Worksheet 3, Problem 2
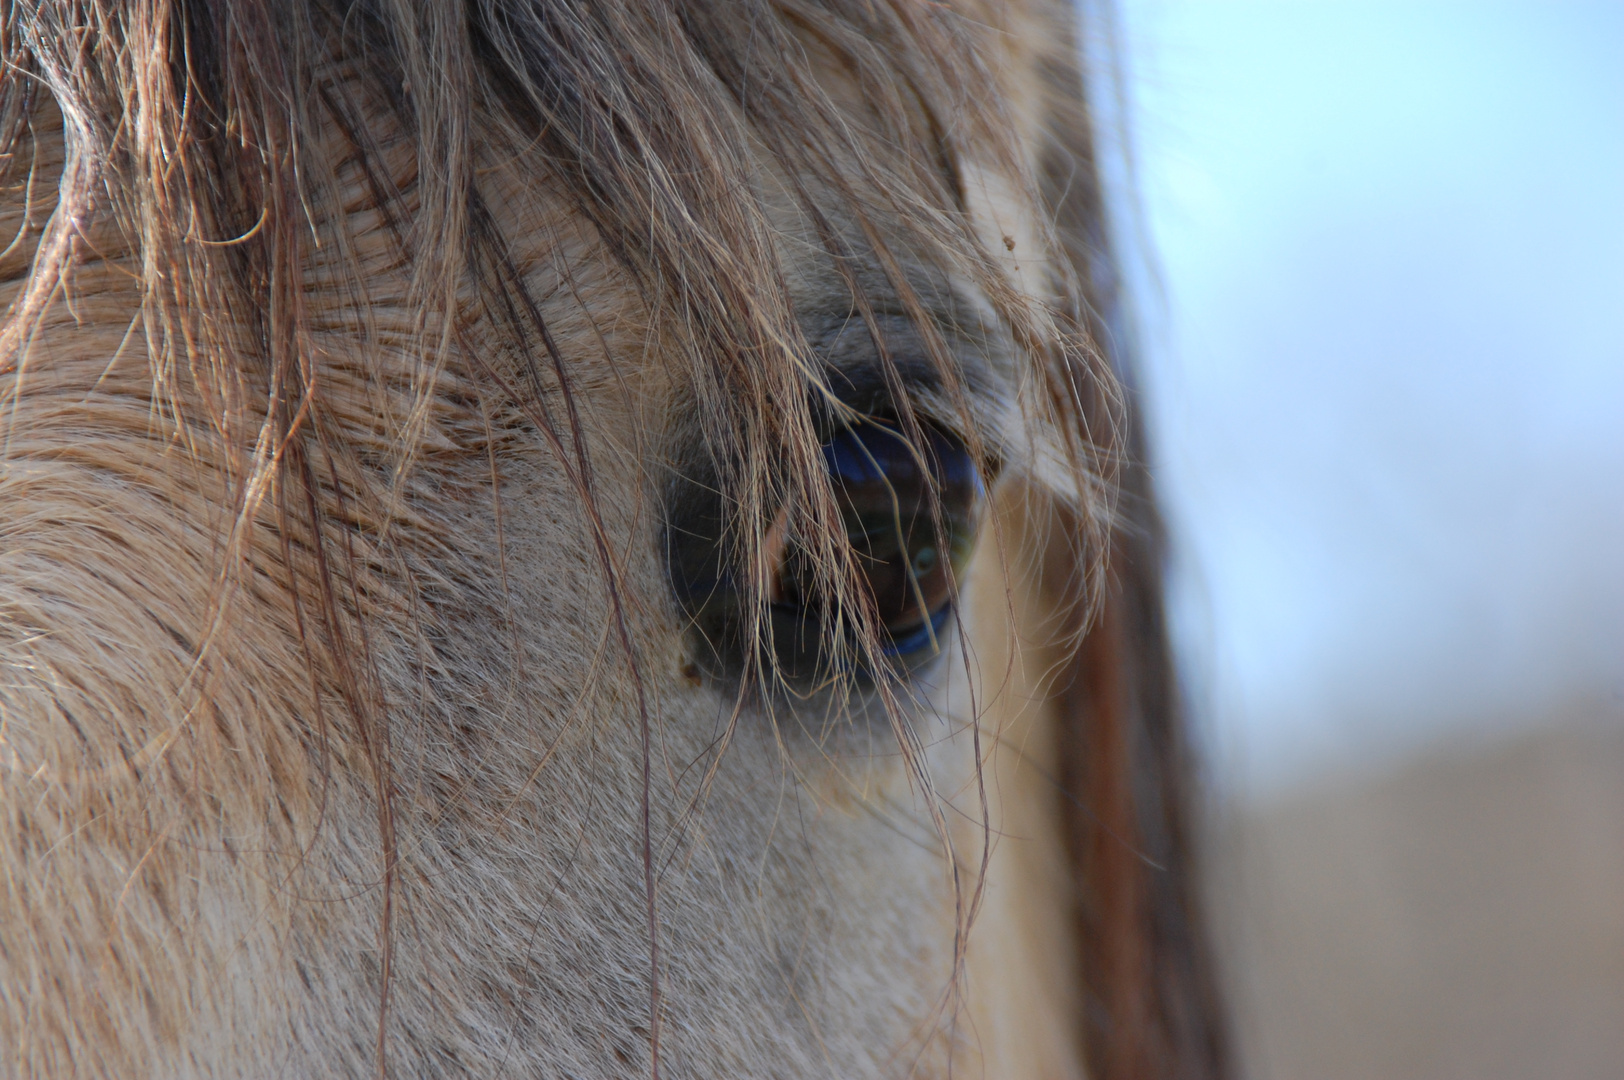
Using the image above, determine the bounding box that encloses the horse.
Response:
[0,0,1227,1075]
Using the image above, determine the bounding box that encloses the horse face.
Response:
[0,2,1119,1077]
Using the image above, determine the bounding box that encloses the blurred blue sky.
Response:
[1111,1,1624,797]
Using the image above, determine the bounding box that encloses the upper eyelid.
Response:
[806,311,1009,435]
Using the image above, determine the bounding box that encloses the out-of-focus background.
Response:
[1100,2,1624,1076]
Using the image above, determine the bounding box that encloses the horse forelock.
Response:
[3,0,1112,660]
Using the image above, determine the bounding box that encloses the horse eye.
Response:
[766,419,982,676]
[668,418,983,685]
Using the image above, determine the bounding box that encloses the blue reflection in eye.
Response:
[666,416,983,684]
[779,419,982,664]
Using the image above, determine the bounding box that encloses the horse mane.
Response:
[1018,10,1233,1075]
[0,0,1228,1074]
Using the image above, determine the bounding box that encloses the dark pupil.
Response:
[778,421,980,658]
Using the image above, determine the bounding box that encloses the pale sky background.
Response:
[1106,1,1624,799]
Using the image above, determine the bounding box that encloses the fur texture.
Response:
[0,0,1226,1076]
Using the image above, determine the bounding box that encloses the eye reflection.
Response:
[667,416,984,685]
[770,419,982,670]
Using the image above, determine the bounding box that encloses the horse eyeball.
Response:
[812,420,982,667]
[666,418,982,686]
